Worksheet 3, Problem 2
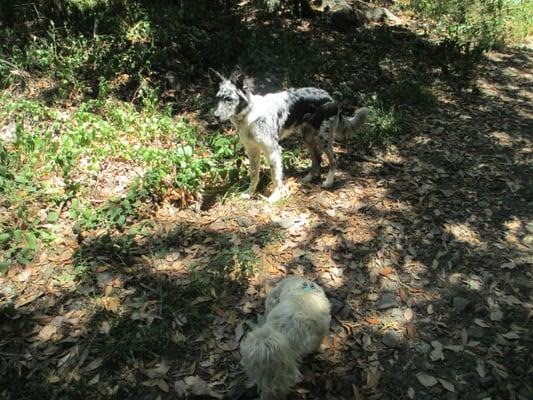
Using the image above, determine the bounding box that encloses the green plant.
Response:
[0,90,241,272]
[348,95,405,151]
[406,0,532,48]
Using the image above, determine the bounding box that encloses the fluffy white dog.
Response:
[240,276,331,399]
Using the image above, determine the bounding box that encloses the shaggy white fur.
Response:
[240,276,331,399]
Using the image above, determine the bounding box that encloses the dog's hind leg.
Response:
[242,146,261,199]
[321,142,337,188]
[302,126,322,184]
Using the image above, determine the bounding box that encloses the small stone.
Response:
[453,296,471,311]
[376,293,399,310]
[382,330,402,348]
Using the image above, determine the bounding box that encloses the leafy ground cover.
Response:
[1,1,532,399]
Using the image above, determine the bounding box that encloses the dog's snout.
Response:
[213,110,221,121]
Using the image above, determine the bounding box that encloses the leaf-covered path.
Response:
[1,28,532,400]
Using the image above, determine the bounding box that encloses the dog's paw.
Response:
[266,189,283,203]
[240,192,253,200]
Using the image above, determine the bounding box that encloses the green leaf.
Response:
[117,214,126,226]
[25,232,38,250]
[46,210,59,222]
[0,261,8,275]
[0,232,10,243]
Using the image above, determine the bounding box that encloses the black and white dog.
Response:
[212,69,368,202]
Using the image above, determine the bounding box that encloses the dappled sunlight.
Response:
[444,222,484,246]
[502,216,531,251]
[1,0,532,398]
[489,130,515,147]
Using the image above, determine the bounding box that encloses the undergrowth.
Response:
[0,92,242,271]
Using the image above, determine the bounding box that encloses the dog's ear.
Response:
[230,68,245,89]
[230,67,255,95]
[208,68,226,82]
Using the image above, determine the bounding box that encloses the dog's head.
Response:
[210,68,253,122]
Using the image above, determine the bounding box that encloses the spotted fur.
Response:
[212,69,368,201]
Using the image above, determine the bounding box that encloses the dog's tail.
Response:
[335,107,369,141]
[240,324,300,398]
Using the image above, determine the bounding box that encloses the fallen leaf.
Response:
[364,316,380,325]
[502,331,520,340]
[487,360,509,379]
[399,288,408,302]
[476,360,486,378]
[144,360,170,378]
[501,262,516,269]
[172,330,186,343]
[416,372,438,387]
[17,266,32,282]
[184,375,209,396]
[379,266,394,276]
[461,328,468,345]
[88,374,100,385]
[474,318,490,327]
[352,384,363,400]
[444,344,463,352]
[85,357,104,372]
[99,296,120,312]
[490,308,503,321]
[406,321,416,339]
[365,368,381,389]
[362,334,372,351]
[158,379,170,392]
[38,324,60,342]
[174,380,187,397]
[407,387,415,399]
[430,341,444,361]
[99,321,111,335]
[218,341,239,351]
[438,378,455,392]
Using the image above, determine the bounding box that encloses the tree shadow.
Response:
[0,219,287,399]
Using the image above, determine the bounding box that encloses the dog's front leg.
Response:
[322,143,337,188]
[241,146,261,199]
[266,145,284,202]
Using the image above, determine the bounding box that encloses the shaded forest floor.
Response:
[1,4,532,400]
